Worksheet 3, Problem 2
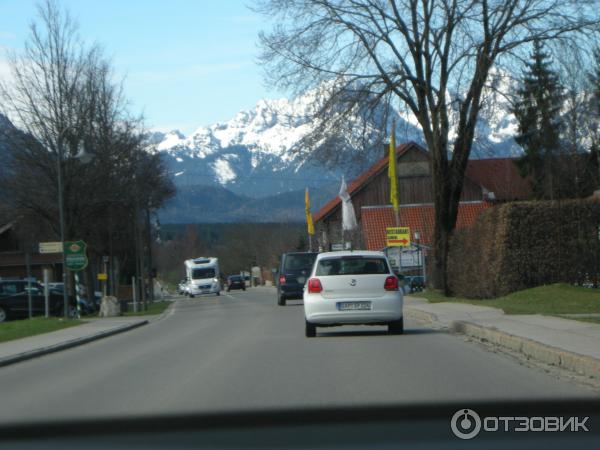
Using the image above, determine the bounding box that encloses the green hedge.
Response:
[448,199,600,298]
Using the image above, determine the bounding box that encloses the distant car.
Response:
[303,251,404,337]
[48,282,64,291]
[277,252,318,306]
[226,275,246,291]
[178,279,188,295]
[0,280,77,322]
[409,276,425,293]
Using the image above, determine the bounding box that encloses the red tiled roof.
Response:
[466,158,531,200]
[314,141,425,223]
[361,202,491,250]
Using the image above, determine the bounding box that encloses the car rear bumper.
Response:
[304,293,403,325]
[279,286,304,299]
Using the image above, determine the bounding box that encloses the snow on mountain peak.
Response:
[156,81,522,189]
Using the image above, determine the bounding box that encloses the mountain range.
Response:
[154,76,522,223]
[1,76,524,224]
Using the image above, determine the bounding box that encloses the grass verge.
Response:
[0,317,82,344]
[413,283,600,316]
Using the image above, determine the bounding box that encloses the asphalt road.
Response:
[0,287,595,425]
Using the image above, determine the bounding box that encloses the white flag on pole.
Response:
[339,176,358,231]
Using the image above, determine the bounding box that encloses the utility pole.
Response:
[146,208,154,303]
[56,134,69,318]
[26,252,32,319]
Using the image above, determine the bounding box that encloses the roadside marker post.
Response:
[43,269,50,318]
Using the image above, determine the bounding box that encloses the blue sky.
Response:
[0,0,277,134]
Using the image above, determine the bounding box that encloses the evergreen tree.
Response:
[513,40,564,199]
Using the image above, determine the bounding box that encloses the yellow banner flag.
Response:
[388,126,398,212]
[305,188,315,235]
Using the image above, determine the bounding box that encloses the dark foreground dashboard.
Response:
[1,400,599,449]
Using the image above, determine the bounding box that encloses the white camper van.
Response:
[184,257,221,297]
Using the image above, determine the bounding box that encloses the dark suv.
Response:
[277,252,318,306]
[226,275,246,291]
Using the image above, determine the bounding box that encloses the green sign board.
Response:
[64,240,88,271]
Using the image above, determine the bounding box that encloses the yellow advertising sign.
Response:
[386,227,411,247]
[97,273,108,281]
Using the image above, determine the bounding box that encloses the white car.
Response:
[303,251,404,337]
[178,279,189,295]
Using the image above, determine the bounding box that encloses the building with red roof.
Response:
[361,202,491,250]
[313,141,530,251]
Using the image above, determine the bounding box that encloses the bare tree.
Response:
[256,0,600,293]
[0,0,174,291]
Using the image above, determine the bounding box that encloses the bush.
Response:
[448,199,600,298]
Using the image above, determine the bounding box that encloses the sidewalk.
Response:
[0,317,149,367]
[404,296,600,379]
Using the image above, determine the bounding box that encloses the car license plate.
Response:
[337,302,372,311]
[297,277,305,284]
[202,290,210,294]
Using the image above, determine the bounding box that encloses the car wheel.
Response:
[0,306,9,323]
[388,317,404,335]
[216,292,220,296]
[189,294,194,298]
[277,294,286,306]
[305,320,316,338]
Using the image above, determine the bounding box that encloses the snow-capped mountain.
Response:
[151,88,391,199]
[153,82,523,222]
[154,81,521,194]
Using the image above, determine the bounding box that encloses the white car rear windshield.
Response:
[316,256,389,276]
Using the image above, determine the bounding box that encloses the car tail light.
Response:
[307,278,323,293]
[279,275,286,285]
[384,276,398,291]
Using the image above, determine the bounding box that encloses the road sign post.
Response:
[98,272,108,297]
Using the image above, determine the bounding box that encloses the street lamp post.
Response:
[55,128,92,318]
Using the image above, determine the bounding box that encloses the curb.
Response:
[452,320,600,380]
[404,307,440,324]
[0,320,148,368]
[405,304,600,380]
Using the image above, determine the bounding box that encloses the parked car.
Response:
[226,275,246,291]
[409,276,425,293]
[0,280,77,322]
[303,251,404,337]
[277,252,318,306]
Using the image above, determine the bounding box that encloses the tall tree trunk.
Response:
[429,135,452,294]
